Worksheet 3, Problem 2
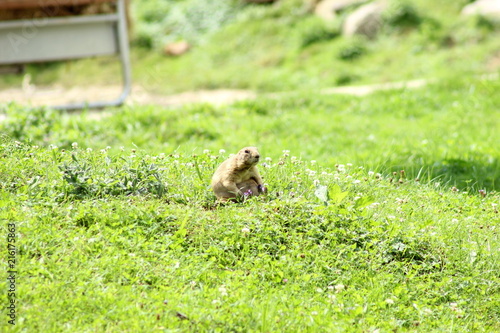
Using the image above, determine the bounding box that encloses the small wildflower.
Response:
[316,288,323,293]
[368,171,375,177]
[241,227,250,234]
[479,189,487,198]
[71,142,78,149]
[346,163,353,167]
[313,179,320,186]
[203,149,210,155]
[219,149,226,154]
[311,311,318,316]
[423,308,433,315]
[49,144,58,150]
[219,285,228,296]
[334,284,345,293]
[100,149,106,154]
[385,298,395,305]
[86,148,93,152]
[311,160,317,165]
[265,157,272,162]
[120,146,125,151]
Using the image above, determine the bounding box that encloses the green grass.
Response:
[1,0,499,94]
[0,76,499,331]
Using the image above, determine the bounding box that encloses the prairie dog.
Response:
[211,147,266,201]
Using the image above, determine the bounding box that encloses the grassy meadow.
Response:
[1,0,500,331]
[1,75,499,331]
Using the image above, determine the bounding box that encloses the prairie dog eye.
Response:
[244,149,250,154]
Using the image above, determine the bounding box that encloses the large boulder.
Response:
[343,1,386,38]
[461,0,500,20]
[314,0,368,21]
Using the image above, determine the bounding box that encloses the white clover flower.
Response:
[158,153,166,160]
[86,148,93,152]
[368,171,375,177]
[106,146,111,150]
[265,157,272,162]
[203,149,210,154]
[219,149,226,154]
[49,144,58,150]
[120,146,125,151]
[311,160,317,165]
[219,285,228,296]
[241,227,250,234]
[334,284,345,293]
[346,163,353,167]
[385,298,395,305]
[71,142,78,149]
[352,179,361,184]
[313,179,320,186]
[100,149,106,154]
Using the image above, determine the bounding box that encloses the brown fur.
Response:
[211,147,266,201]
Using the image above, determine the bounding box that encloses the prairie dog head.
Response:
[237,147,260,167]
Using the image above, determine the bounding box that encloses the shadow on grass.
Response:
[388,157,500,192]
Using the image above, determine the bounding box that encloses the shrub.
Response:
[382,0,422,31]
[337,37,367,60]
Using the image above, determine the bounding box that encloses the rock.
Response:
[163,41,191,57]
[461,0,500,20]
[315,0,368,21]
[343,1,386,38]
